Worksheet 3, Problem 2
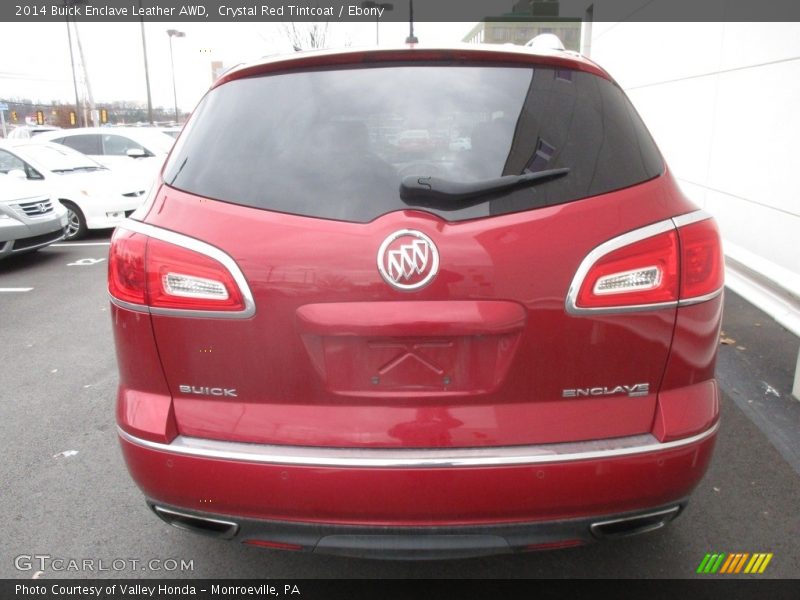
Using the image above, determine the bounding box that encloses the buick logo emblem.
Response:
[37,202,49,213]
[377,229,439,291]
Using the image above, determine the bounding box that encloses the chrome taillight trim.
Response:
[565,218,677,316]
[678,287,724,307]
[118,421,718,469]
[109,219,256,319]
[565,210,722,316]
[671,209,713,228]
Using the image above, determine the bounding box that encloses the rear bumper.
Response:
[146,500,688,560]
[83,198,141,230]
[119,422,717,555]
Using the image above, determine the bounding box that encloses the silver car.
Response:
[0,176,68,259]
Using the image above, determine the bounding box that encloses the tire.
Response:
[61,200,87,241]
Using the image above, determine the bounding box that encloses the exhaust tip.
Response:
[151,505,239,540]
[590,505,682,539]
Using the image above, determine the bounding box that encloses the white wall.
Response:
[588,21,800,336]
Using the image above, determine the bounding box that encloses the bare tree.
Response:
[282,22,330,51]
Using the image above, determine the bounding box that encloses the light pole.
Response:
[166,29,185,124]
[138,1,153,124]
[63,0,84,127]
[405,0,418,44]
[360,1,393,45]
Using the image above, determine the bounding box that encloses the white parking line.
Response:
[67,258,105,266]
[0,287,34,292]
[51,242,111,247]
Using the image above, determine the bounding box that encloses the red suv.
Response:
[109,43,723,559]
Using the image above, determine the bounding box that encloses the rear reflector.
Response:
[243,540,303,551]
[524,539,586,551]
[108,221,254,318]
[568,211,723,314]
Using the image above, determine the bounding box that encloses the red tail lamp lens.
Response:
[678,218,724,299]
[108,228,147,305]
[109,229,245,312]
[577,230,679,308]
[146,238,245,311]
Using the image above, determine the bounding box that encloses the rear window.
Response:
[164,64,663,223]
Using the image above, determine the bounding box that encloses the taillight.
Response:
[575,229,679,308]
[568,212,723,314]
[146,238,244,311]
[677,218,724,300]
[108,222,253,318]
[108,229,147,305]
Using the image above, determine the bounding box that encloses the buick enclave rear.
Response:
[109,44,723,559]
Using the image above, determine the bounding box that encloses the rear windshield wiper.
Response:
[399,167,570,209]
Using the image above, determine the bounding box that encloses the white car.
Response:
[0,141,147,240]
[35,127,175,185]
[0,175,68,259]
[158,126,183,139]
[7,125,61,140]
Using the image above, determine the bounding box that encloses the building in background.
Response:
[463,0,581,49]
[583,16,800,397]
[211,60,231,84]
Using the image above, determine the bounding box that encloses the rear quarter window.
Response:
[164,64,663,223]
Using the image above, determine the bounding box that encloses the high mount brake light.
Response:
[108,222,254,318]
[567,212,723,314]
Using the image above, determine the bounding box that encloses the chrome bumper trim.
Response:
[118,421,718,469]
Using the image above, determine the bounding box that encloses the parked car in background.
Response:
[110,41,724,559]
[36,126,174,185]
[395,128,435,157]
[0,175,67,259]
[0,141,147,240]
[158,126,183,139]
[7,125,61,140]
[448,136,471,151]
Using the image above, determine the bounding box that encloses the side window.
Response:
[102,134,151,157]
[0,149,25,173]
[0,150,43,180]
[59,134,102,155]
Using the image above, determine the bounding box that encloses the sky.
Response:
[0,21,475,114]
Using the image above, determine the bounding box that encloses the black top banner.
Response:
[3,0,800,23]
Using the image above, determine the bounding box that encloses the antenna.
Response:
[405,0,418,44]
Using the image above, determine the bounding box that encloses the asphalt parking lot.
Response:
[1,233,798,580]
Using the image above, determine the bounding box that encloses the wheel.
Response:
[61,200,87,241]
